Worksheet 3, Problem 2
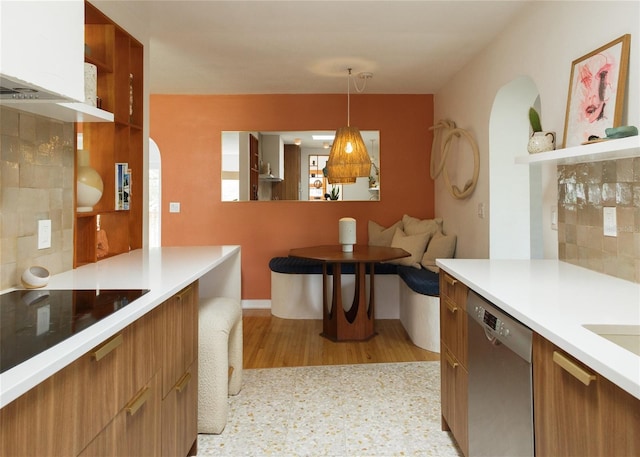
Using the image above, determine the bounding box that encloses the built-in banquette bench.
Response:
[270,216,456,353]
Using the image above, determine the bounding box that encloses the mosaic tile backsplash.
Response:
[0,107,75,290]
[558,158,640,283]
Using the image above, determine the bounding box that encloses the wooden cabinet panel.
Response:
[272,144,301,200]
[439,272,468,366]
[599,375,640,456]
[74,332,130,452]
[162,361,198,457]
[161,282,199,457]
[0,360,79,456]
[79,373,161,457]
[1,282,199,457]
[162,283,198,399]
[440,344,468,456]
[533,333,640,457]
[439,270,469,456]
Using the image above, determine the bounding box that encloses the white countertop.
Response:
[437,259,640,399]
[0,245,241,408]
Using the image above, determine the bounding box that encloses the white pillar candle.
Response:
[339,217,356,252]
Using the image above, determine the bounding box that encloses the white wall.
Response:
[434,1,639,259]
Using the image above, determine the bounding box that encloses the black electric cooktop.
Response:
[0,289,149,374]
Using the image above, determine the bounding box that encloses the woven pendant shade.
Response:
[326,126,371,181]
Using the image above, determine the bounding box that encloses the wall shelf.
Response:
[515,136,639,165]
[74,1,143,267]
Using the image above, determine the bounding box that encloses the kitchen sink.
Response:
[583,324,640,357]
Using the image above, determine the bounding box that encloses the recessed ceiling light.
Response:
[312,134,335,141]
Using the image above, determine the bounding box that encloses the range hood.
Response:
[0,75,113,123]
[0,75,72,102]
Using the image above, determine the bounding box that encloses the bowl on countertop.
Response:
[21,266,51,289]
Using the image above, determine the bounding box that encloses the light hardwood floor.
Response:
[242,309,439,369]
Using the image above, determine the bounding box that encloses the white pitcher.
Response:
[527,131,556,154]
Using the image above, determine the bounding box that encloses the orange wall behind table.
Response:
[150,94,434,300]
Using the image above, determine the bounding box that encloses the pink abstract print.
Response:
[577,55,614,125]
[563,35,629,148]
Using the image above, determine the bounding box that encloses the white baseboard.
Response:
[242,299,271,309]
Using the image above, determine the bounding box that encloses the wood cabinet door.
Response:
[161,361,198,457]
[0,361,79,457]
[161,282,198,399]
[79,374,161,457]
[441,344,468,456]
[598,373,640,456]
[533,333,601,456]
[439,272,468,366]
[74,331,131,452]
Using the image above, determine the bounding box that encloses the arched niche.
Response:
[489,76,544,259]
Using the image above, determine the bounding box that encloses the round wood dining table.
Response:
[288,245,409,341]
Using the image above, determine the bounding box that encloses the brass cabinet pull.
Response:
[175,371,192,393]
[445,351,459,369]
[125,387,150,416]
[92,333,123,362]
[553,351,597,386]
[176,286,192,302]
[445,299,458,314]
[445,275,457,286]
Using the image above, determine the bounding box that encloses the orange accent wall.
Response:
[150,94,434,299]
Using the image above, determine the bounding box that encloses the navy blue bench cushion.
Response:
[397,265,440,297]
[269,257,399,275]
[269,257,324,274]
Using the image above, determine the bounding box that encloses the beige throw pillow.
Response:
[388,227,431,269]
[421,233,457,273]
[368,220,403,247]
[402,214,443,239]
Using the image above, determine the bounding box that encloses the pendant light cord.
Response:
[347,68,352,127]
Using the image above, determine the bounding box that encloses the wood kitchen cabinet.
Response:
[533,333,640,456]
[0,283,198,457]
[272,144,301,200]
[74,1,144,267]
[439,271,469,456]
[160,282,199,457]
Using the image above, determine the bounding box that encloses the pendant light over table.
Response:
[326,68,372,184]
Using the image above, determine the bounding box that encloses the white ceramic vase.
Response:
[77,149,104,212]
[527,131,556,154]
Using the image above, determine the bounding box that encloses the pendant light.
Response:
[326,68,371,183]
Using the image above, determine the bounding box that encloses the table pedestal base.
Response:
[320,262,376,341]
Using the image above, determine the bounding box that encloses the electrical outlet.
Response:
[169,202,181,213]
[477,203,485,219]
[38,219,51,249]
[551,206,558,230]
[603,207,617,237]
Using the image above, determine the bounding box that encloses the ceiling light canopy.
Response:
[326,68,371,184]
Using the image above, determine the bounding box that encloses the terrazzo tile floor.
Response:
[197,362,463,457]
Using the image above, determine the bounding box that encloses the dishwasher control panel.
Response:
[467,290,533,362]
[474,306,511,337]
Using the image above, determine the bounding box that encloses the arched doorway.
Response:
[489,76,543,259]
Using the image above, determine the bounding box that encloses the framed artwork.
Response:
[562,34,631,148]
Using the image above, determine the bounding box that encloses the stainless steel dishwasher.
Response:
[467,290,534,457]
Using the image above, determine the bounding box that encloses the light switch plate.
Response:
[551,206,558,230]
[603,207,617,237]
[169,202,181,213]
[38,219,52,249]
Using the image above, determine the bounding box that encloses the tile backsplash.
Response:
[0,106,75,290]
[558,157,640,283]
